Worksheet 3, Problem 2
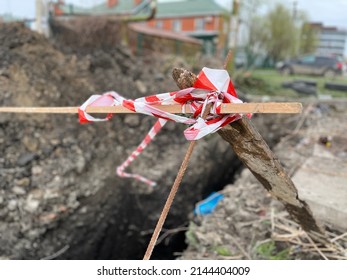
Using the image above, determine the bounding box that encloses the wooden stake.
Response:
[172,67,328,244]
[0,103,302,114]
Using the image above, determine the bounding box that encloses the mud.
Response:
[0,22,240,259]
[182,103,347,259]
[0,22,302,260]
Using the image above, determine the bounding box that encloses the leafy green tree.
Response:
[240,1,312,67]
[244,15,267,67]
[260,3,298,62]
[240,0,268,68]
[299,22,318,54]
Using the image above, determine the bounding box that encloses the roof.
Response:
[156,0,227,18]
[59,1,136,15]
[56,0,227,17]
[308,22,347,35]
[129,22,202,44]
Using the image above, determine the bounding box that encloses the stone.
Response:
[12,186,26,195]
[31,165,43,175]
[165,121,176,131]
[24,196,40,213]
[124,115,140,127]
[22,136,39,152]
[43,189,60,199]
[17,153,37,167]
[67,192,79,209]
[79,206,88,214]
[42,146,53,155]
[14,177,30,187]
[27,229,41,239]
[75,156,86,174]
[135,80,147,94]
[50,139,60,146]
[7,200,17,211]
[154,73,165,81]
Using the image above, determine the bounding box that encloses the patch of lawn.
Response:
[256,240,291,260]
[234,69,347,98]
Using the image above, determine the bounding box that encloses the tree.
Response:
[300,22,318,54]
[244,15,267,67]
[239,0,268,68]
[240,1,312,67]
[260,3,298,63]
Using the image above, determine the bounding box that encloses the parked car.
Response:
[276,54,343,77]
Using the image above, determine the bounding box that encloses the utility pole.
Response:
[292,1,298,20]
[292,1,299,56]
[228,0,240,74]
[35,0,50,37]
[35,0,43,34]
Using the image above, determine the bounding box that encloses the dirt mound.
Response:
[0,22,243,259]
[0,22,303,260]
[182,103,347,260]
[50,18,124,53]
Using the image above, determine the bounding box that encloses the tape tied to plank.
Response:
[78,67,250,186]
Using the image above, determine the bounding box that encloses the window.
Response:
[172,20,181,32]
[156,20,163,29]
[300,55,315,64]
[316,57,334,65]
[195,18,205,31]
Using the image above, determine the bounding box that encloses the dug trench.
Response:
[0,22,300,260]
[7,116,287,261]
[0,114,296,260]
[43,143,245,260]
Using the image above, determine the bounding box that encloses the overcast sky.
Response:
[0,0,347,30]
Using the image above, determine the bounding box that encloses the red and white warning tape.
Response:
[78,67,248,186]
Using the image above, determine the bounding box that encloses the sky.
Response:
[0,0,347,30]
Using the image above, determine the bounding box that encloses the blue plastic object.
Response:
[194,192,224,216]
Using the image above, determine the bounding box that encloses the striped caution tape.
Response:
[79,67,248,186]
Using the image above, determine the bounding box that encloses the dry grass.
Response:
[270,208,347,260]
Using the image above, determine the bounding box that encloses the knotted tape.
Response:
[79,67,248,186]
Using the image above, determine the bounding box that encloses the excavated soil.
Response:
[0,22,303,260]
[182,102,347,260]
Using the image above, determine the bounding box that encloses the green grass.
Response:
[185,222,200,249]
[213,246,233,257]
[256,240,291,260]
[235,69,347,98]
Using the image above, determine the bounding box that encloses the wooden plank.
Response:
[0,103,302,114]
[221,102,302,114]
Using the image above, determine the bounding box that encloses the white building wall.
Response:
[317,29,347,57]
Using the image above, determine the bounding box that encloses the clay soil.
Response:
[182,102,347,260]
[0,22,245,260]
[1,22,345,260]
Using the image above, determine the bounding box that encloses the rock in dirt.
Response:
[182,102,347,260]
[0,22,310,260]
[17,153,37,167]
[0,22,239,260]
